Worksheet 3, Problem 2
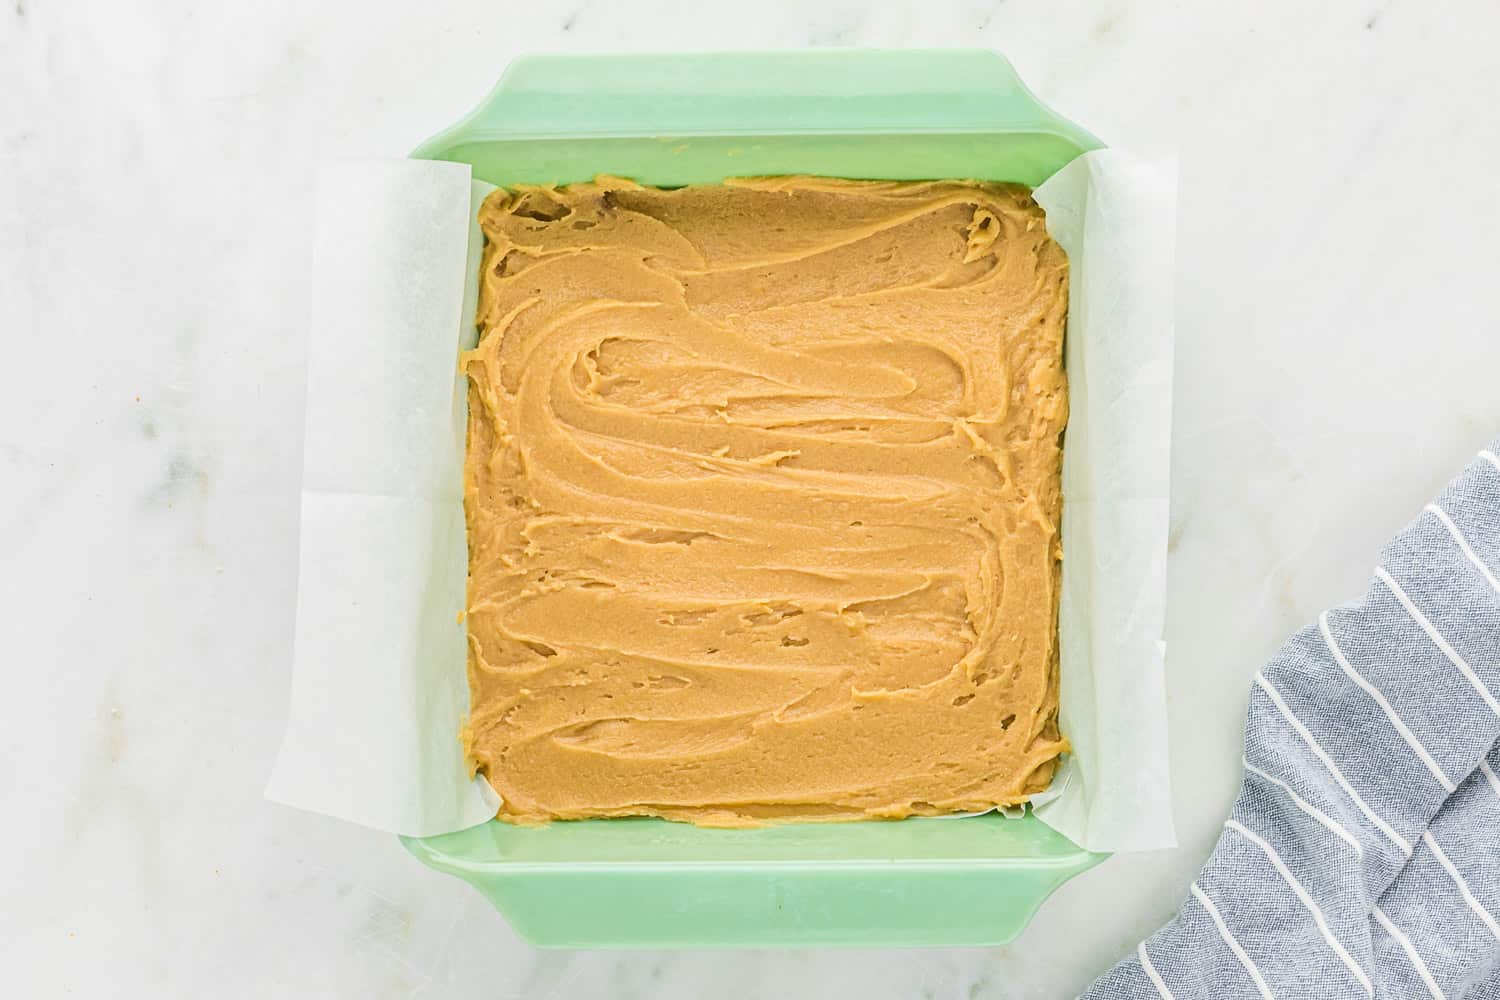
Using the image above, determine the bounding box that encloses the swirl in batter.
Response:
[462,176,1069,826]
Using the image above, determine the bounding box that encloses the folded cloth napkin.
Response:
[1084,443,1500,1000]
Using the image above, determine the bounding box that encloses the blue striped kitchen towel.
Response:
[1084,443,1500,1000]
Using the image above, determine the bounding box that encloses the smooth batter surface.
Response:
[462,176,1069,826]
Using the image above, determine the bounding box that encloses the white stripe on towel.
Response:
[1190,883,1274,999]
[1137,941,1174,1000]
[1423,829,1500,943]
[1242,758,1363,856]
[1372,905,1446,1000]
[1319,612,1456,793]
[1255,673,1413,855]
[1377,567,1500,717]
[1426,503,1500,594]
[1481,758,1500,803]
[1226,820,1372,995]
[1480,449,1500,474]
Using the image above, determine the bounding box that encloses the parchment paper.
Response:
[1033,151,1178,852]
[265,161,500,836]
[267,152,1177,851]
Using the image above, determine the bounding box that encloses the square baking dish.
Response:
[404,49,1106,949]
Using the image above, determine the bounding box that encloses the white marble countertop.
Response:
[6,0,1500,996]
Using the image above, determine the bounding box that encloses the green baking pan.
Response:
[403,49,1106,949]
